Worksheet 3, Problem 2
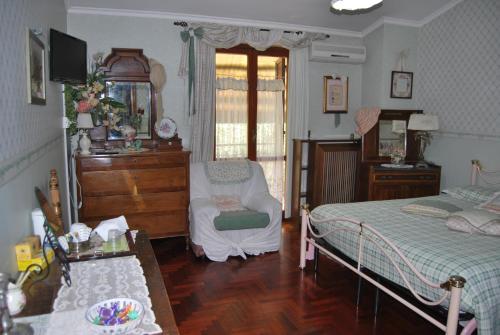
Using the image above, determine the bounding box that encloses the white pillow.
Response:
[401,199,462,218]
[446,210,500,236]
[212,195,245,212]
[442,185,498,203]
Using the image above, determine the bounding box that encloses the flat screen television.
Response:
[49,29,87,84]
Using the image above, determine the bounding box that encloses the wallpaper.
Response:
[0,0,66,182]
[0,0,67,274]
[416,0,500,137]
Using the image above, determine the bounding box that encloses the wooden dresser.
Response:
[76,150,190,239]
[366,165,441,201]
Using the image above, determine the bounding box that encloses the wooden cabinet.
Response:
[76,150,190,239]
[291,138,361,218]
[367,165,441,201]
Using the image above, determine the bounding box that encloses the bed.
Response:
[299,162,500,335]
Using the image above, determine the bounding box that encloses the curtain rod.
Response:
[173,21,329,37]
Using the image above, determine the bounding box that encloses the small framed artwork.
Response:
[323,75,348,113]
[26,29,46,105]
[390,71,413,99]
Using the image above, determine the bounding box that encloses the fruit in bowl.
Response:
[85,298,144,334]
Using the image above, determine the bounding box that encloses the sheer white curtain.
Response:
[216,78,248,160]
[257,79,285,203]
[284,47,310,217]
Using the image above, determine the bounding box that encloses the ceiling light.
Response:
[331,0,383,13]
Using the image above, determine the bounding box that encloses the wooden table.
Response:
[18,231,179,335]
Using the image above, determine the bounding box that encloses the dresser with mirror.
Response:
[359,109,441,201]
[76,48,190,241]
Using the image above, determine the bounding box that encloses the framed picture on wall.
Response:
[323,75,348,113]
[390,71,413,99]
[26,29,46,105]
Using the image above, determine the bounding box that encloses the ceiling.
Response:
[66,0,459,34]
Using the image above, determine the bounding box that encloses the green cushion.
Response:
[214,210,270,231]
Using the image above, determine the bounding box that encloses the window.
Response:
[215,45,288,205]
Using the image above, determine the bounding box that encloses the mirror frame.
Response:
[89,48,159,148]
[362,109,422,163]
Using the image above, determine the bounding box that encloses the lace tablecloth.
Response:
[47,256,162,334]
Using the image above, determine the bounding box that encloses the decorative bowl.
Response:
[85,298,144,334]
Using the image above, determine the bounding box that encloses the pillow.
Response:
[401,199,462,218]
[477,191,500,214]
[442,185,498,203]
[212,195,246,212]
[446,210,500,236]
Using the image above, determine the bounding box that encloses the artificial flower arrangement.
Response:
[390,147,406,165]
[64,53,127,136]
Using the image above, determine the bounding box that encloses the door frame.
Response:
[214,44,289,161]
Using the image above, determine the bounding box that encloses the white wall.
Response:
[308,61,362,137]
[362,24,418,109]
[381,24,417,109]
[0,0,67,274]
[362,26,383,107]
[426,135,500,188]
[67,14,190,147]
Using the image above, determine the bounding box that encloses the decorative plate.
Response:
[155,117,177,139]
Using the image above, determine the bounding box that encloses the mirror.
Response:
[106,81,152,140]
[361,109,422,162]
[99,48,157,144]
[378,120,407,156]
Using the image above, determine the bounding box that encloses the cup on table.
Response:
[107,229,122,252]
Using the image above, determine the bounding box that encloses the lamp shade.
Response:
[77,113,94,129]
[407,114,439,131]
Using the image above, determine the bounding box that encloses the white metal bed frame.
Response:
[299,160,495,335]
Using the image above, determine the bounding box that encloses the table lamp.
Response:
[407,114,439,167]
[77,113,94,155]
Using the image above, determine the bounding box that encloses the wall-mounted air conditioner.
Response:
[309,41,366,64]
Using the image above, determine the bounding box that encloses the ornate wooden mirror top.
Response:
[362,109,422,163]
[101,48,157,143]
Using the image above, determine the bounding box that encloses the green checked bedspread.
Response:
[311,195,500,335]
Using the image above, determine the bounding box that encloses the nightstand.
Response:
[367,164,441,201]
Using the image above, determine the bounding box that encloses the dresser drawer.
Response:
[82,211,187,238]
[79,153,187,171]
[126,212,188,238]
[76,150,190,239]
[81,191,188,219]
[374,173,437,182]
[81,167,187,196]
[366,165,441,201]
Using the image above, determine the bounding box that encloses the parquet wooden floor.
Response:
[152,221,444,335]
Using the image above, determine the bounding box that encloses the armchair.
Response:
[190,160,282,261]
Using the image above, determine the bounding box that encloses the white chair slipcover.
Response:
[190,161,282,261]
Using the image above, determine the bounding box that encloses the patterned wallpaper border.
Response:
[0,135,63,188]
[436,131,500,142]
